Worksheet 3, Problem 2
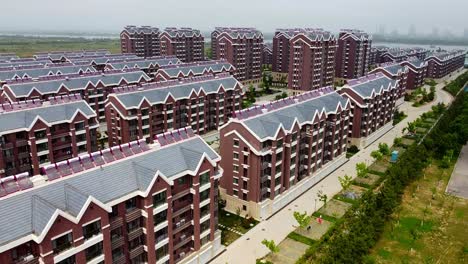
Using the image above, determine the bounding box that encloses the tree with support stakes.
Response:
[338,175,353,193]
[356,162,368,178]
[317,190,328,208]
[261,239,280,253]
[293,211,312,229]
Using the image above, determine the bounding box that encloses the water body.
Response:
[374,41,467,51]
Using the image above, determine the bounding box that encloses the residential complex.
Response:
[424,50,465,79]
[287,29,337,92]
[0,128,223,264]
[338,73,398,147]
[153,60,235,81]
[400,58,428,90]
[160,28,204,63]
[211,27,263,83]
[121,26,161,57]
[262,43,273,66]
[105,57,181,76]
[380,49,409,63]
[0,65,96,84]
[334,29,372,79]
[370,62,408,99]
[0,96,98,177]
[1,70,152,121]
[105,74,243,146]
[219,87,350,220]
[272,28,304,73]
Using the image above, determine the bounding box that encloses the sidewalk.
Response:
[211,69,466,264]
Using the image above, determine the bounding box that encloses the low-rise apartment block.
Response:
[0,128,223,264]
[0,96,98,177]
[105,57,181,76]
[160,28,204,63]
[106,74,243,146]
[369,62,408,99]
[154,60,235,81]
[0,65,96,84]
[425,50,465,79]
[1,70,151,121]
[211,27,263,83]
[287,29,337,92]
[400,58,428,90]
[338,73,398,148]
[219,87,350,220]
[335,29,372,79]
[121,26,161,57]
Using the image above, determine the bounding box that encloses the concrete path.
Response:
[446,144,468,199]
[211,69,466,264]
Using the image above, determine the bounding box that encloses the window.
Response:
[233,178,239,185]
[83,220,101,240]
[125,197,137,212]
[127,219,140,233]
[233,190,238,197]
[111,227,122,241]
[155,228,168,243]
[156,245,169,260]
[153,191,166,208]
[233,165,239,173]
[276,139,283,148]
[233,153,239,160]
[200,189,210,201]
[112,247,124,261]
[85,242,103,261]
[154,210,167,225]
[200,172,210,185]
[56,255,75,264]
[109,205,119,219]
[52,232,73,254]
[177,176,188,185]
[233,139,239,147]
[276,152,282,161]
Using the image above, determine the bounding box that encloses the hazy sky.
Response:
[1,0,466,35]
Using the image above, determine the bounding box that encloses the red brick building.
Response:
[154,60,235,81]
[338,73,398,147]
[369,62,408,99]
[335,29,372,79]
[160,28,204,63]
[121,26,161,58]
[0,128,223,264]
[425,50,465,79]
[105,57,181,77]
[272,29,305,73]
[0,96,98,177]
[105,74,243,146]
[400,57,428,90]
[211,27,263,83]
[262,43,273,66]
[380,49,408,63]
[287,29,337,92]
[218,87,350,219]
[1,70,151,121]
[0,65,96,85]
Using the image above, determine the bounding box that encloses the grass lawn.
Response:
[354,173,381,187]
[317,199,352,219]
[0,36,120,57]
[368,161,468,263]
[218,209,258,245]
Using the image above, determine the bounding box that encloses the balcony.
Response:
[112,255,126,264]
[129,245,145,260]
[173,219,192,234]
[126,209,142,223]
[127,227,144,241]
[174,235,193,251]
[110,217,123,230]
[13,256,39,264]
[111,236,124,250]
[16,140,28,147]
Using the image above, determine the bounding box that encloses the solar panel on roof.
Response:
[57,162,72,177]
[46,167,61,181]
[101,150,116,163]
[1,177,20,194]
[0,186,7,197]
[130,142,143,154]
[121,144,134,157]
[69,158,83,173]
[91,153,105,166]
[16,173,33,190]
[111,147,125,160]
[79,155,95,170]
[139,140,151,151]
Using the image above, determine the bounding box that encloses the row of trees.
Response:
[443,71,468,96]
[297,86,468,263]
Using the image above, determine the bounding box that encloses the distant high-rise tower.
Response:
[120,25,161,57]
[335,29,372,79]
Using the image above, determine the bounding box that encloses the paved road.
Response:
[212,69,466,264]
[446,144,468,199]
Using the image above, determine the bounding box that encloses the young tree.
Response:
[378,143,390,156]
[338,175,353,192]
[356,162,368,178]
[403,121,416,134]
[293,211,312,229]
[261,239,280,253]
[317,190,328,208]
[371,150,384,161]
[393,137,403,147]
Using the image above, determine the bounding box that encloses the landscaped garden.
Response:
[218,208,258,246]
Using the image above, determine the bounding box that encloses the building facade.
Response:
[153,60,235,81]
[287,29,337,92]
[160,28,204,63]
[400,58,428,90]
[121,26,161,58]
[1,70,151,121]
[272,29,305,73]
[0,97,98,177]
[338,73,398,148]
[219,87,350,220]
[211,27,263,83]
[105,74,243,146]
[425,50,465,79]
[334,29,372,79]
[106,57,181,76]
[369,62,408,99]
[262,43,273,66]
[0,129,223,264]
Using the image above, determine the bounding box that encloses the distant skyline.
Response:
[0,0,467,37]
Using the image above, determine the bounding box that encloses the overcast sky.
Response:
[1,0,466,35]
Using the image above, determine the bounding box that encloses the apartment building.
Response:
[211,27,263,83]
[106,74,243,146]
[0,97,98,177]
[400,58,428,90]
[425,50,465,79]
[160,28,204,63]
[288,29,337,92]
[219,87,350,220]
[106,57,181,76]
[338,73,398,148]
[121,26,161,57]
[272,28,315,74]
[405,47,428,61]
[0,65,96,84]
[262,43,273,66]
[335,29,372,79]
[369,62,408,99]
[0,128,223,264]
[380,49,408,63]
[1,70,151,121]
[154,60,235,81]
